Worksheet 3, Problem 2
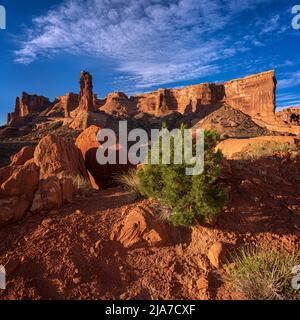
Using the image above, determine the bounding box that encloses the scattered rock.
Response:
[111,206,168,249]
[207,242,224,269]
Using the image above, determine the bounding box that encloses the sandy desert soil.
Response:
[1,157,299,300]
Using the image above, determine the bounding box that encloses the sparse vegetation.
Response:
[137,126,229,227]
[71,174,93,195]
[229,247,300,300]
[115,168,141,196]
[246,141,298,160]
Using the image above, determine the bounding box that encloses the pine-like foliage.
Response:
[137,125,229,227]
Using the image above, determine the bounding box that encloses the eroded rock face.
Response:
[30,176,74,213]
[111,206,168,249]
[224,70,276,119]
[47,93,79,117]
[100,92,137,118]
[0,137,83,227]
[69,110,107,131]
[136,84,225,117]
[276,107,300,126]
[7,92,51,124]
[79,71,95,112]
[131,71,276,119]
[0,160,40,200]
[34,134,87,179]
[75,125,131,188]
[10,146,35,166]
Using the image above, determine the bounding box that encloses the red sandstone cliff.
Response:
[224,70,276,118]
[132,70,276,119]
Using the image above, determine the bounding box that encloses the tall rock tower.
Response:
[79,71,95,112]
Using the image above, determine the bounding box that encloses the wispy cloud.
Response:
[15,0,274,88]
[278,70,300,89]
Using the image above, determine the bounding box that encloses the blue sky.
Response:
[0,0,300,125]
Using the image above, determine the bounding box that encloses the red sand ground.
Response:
[0,158,299,300]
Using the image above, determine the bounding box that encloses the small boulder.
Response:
[207,242,224,269]
[111,206,168,249]
[0,160,40,200]
[30,176,73,213]
[34,134,87,179]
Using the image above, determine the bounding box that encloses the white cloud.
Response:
[15,0,273,88]
[278,70,300,89]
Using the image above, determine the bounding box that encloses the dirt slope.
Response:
[0,157,299,301]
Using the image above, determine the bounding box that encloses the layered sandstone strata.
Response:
[224,70,276,118]
[135,84,225,117]
[134,70,276,118]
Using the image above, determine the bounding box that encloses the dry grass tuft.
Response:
[229,247,300,300]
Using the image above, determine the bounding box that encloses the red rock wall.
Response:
[224,70,276,118]
[134,71,276,118]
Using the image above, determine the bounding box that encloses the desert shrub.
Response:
[229,247,300,300]
[137,126,229,227]
[71,174,93,195]
[247,141,298,160]
[115,169,141,196]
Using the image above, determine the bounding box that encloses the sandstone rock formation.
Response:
[30,175,74,213]
[100,92,137,118]
[0,160,40,227]
[276,107,300,126]
[79,71,95,112]
[9,146,35,166]
[130,70,276,119]
[75,125,131,188]
[0,134,89,227]
[0,160,40,200]
[34,134,87,179]
[111,206,168,249]
[7,92,50,124]
[47,93,79,117]
[224,70,276,119]
[135,84,225,117]
[217,136,299,159]
[69,110,107,131]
